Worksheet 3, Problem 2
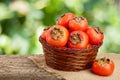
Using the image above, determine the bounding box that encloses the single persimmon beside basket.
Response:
[39,36,102,71]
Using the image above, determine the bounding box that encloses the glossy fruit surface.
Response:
[86,27,104,44]
[46,25,69,47]
[69,16,88,31]
[57,13,75,27]
[92,57,114,76]
[68,31,88,49]
[41,28,49,40]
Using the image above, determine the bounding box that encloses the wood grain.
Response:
[0,55,61,80]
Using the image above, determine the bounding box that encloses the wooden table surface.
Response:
[0,53,119,80]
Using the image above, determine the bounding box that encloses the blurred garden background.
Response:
[0,0,120,55]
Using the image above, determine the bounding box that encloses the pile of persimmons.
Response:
[41,13,104,49]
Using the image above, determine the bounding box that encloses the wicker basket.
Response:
[39,36,102,71]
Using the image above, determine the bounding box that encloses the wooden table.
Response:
[0,53,119,80]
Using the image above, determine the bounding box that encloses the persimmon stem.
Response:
[97,57,110,66]
[51,27,63,40]
[70,33,82,45]
[73,16,84,22]
[93,27,103,34]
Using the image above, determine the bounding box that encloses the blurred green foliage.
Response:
[0,0,120,54]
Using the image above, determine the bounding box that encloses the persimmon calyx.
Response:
[73,16,84,22]
[51,27,63,40]
[97,57,110,66]
[93,27,103,34]
[70,33,82,45]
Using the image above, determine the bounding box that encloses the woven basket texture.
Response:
[39,37,102,71]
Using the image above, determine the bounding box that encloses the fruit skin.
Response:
[57,13,75,27]
[86,27,104,45]
[92,58,115,76]
[46,25,69,47]
[41,28,49,40]
[86,43,91,48]
[69,16,88,31]
[68,31,89,49]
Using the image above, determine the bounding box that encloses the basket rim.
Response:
[39,36,102,53]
